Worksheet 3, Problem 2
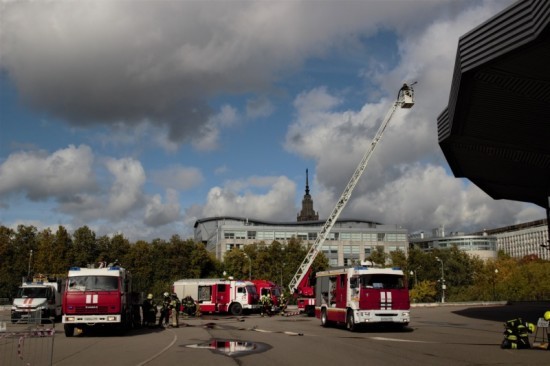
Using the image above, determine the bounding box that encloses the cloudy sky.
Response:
[0,0,544,241]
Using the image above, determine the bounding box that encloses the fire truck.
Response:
[62,265,133,336]
[251,279,283,311]
[288,83,415,320]
[315,266,410,330]
[11,275,64,323]
[172,278,260,316]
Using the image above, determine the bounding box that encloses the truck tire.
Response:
[229,303,243,316]
[346,311,356,332]
[321,308,329,327]
[64,324,75,337]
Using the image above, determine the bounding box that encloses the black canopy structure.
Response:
[437,0,550,244]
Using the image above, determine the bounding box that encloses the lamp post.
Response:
[244,253,251,280]
[409,270,417,288]
[435,257,445,303]
[493,268,499,301]
[27,250,33,278]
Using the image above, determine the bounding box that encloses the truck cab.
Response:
[11,276,63,323]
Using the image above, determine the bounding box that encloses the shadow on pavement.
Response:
[453,302,550,324]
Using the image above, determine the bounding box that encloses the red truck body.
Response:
[62,266,133,336]
[251,279,283,308]
[315,266,410,331]
[172,278,259,316]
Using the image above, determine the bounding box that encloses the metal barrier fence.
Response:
[0,315,55,366]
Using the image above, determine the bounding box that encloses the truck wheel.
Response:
[64,324,75,337]
[321,309,329,327]
[229,303,242,316]
[346,311,356,332]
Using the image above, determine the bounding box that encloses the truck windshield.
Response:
[360,274,404,289]
[246,285,257,295]
[17,287,49,298]
[68,276,119,291]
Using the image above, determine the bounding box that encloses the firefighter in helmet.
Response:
[260,293,272,317]
[279,292,287,315]
[158,292,171,327]
[142,293,157,327]
[183,295,197,317]
[169,293,180,328]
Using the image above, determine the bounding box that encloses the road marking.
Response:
[370,336,432,343]
[136,329,177,366]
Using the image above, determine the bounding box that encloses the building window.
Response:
[308,232,317,240]
[247,231,256,240]
[225,232,235,239]
[377,233,386,241]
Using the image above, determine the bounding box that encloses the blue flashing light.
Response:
[108,266,120,270]
[69,267,81,271]
[392,267,402,270]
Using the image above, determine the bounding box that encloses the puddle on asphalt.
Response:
[185,339,271,357]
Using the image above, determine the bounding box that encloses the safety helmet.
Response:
[163,292,169,297]
[527,323,536,333]
[544,311,550,321]
[147,293,153,300]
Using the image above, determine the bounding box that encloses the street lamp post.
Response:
[409,270,417,288]
[244,253,251,280]
[493,268,499,301]
[435,257,445,303]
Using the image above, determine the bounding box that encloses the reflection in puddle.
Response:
[186,339,271,357]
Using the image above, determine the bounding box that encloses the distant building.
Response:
[409,226,498,261]
[472,219,549,261]
[194,170,408,265]
[193,216,409,266]
[297,169,319,222]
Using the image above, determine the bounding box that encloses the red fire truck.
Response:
[251,279,283,311]
[288,84,415,318]
[172,278,259,316]
[315,266,410,331]
[62,265,133,336]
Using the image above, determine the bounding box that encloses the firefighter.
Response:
[183,296,197,317]
[142,293,157,327]
[158,292,171,327]
[169,293,180,328]
[279,293,287,315]
[260,294,272,317]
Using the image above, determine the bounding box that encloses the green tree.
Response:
[367,245,387,266]
[72,226,98,267]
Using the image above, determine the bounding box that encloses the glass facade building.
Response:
[193,216,409,266]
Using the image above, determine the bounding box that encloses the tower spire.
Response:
[297,168,319,222]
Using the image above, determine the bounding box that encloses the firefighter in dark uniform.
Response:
[142,293,157,327]
[158,292,171,327]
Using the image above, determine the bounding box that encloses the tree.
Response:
[367,245,387,266]
[72,226,98,267]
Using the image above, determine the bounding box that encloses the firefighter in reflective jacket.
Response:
[183,296,197,317]
[142,293,157,327]
[279,293,287,315]
[260,294,272,317]
[159,292,171,327]
[169,293,180,328]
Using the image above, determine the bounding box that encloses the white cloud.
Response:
[144,188,181,227]
[105,157,146,217]
[196,176,296,221]
[0,144,96,200]
[151,165,204,191]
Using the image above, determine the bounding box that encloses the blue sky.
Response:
[0,0,545,242]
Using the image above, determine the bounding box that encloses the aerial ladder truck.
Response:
[288,83,415,315]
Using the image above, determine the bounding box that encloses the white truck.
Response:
[173,278,260,316]
[11,275,64,323]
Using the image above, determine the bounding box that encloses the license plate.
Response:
[381,317,393,322]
